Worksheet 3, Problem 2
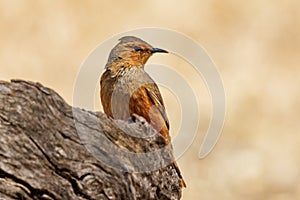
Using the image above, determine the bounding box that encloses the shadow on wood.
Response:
[0,80,182,200]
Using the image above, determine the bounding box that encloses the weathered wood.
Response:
[0,80,182,200]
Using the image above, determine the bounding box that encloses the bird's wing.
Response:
[144,84,170,130]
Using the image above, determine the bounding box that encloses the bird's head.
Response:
[106,36,168,68]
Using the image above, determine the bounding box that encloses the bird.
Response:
[100,36,186,187]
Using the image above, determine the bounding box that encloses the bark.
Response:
[0,80,182,200]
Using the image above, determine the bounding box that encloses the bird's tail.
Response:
[172,161,186,188]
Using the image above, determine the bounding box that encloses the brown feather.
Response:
[100,36,186,187]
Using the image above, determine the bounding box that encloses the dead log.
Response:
[0,80,182,200]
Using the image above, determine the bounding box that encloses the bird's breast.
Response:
[102,67,154,121]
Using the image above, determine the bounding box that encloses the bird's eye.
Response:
[133,46,143,52]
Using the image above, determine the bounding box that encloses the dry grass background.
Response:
[1,0,300,199]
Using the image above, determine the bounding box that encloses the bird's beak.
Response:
[151,47,168,53]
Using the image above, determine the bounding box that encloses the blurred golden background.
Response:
[1,1,300,199]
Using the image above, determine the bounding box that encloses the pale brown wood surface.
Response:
[0,80,182,200]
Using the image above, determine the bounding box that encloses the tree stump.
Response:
[0,80,182,200]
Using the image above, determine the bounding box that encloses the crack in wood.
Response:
[0,80,183,200]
